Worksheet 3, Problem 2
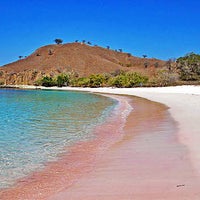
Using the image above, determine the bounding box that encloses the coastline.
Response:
[1,85,200,199]
[0,93,133,199]
[49,85,200,199]
[25,85,200,174]
[49,91,200,200]
[13,84,200,174]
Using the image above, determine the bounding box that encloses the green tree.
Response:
[56,74,70,87]
[88,74,106,87]
[109,72,148,88]
[39,76,56,87]
[54,38,63,44]
[176,53,200,81]
[73,77,90,87]
[143,55,147,58]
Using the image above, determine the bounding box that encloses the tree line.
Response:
[35,71,148,88]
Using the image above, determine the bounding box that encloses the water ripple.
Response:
[0,89,115,189]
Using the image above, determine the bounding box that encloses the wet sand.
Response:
[0,95,131,199]
[49,96,200,200]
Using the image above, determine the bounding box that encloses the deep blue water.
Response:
[0,89,116,189]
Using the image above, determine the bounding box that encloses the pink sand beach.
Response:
[1,85,200,199]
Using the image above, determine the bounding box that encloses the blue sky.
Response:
[0,0,200,66]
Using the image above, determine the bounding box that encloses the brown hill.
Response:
[0,42,165,85]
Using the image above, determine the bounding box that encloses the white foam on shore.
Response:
[15,85,200,175]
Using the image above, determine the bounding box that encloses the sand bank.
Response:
[2,85,200,199]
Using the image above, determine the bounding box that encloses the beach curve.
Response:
[48,85,200,200]
[0,94,132,200]
[2,85,200,199]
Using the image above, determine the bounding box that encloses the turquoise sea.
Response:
[0,89,116,189]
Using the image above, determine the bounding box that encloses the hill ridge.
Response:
[0,42,165,85]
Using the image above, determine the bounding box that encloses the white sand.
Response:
[18,85,200,175]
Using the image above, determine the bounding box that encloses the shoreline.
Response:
[0,94,133,199]
[1,85,200,199]
[13,85,200,174]
[30,85,200,175]
[49,91,200,200]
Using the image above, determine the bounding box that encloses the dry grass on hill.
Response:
[0,42,165,85]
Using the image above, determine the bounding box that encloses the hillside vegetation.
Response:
[176,53,200,81]
[36,71,148,88]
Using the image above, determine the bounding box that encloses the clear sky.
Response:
[0,0,200,66]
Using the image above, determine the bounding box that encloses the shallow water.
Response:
[0,89,116,189]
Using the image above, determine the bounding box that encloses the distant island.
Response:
[0,40,199,87]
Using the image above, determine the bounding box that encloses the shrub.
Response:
[176,53,200,81]
[88,74,106,87]
[35,71,148,88]
[154,62,159,68]
[56,74,70,87]
[109,72,148,88]
[72,74,107,87]
[126,64,132,67]
[109,75,126,87]
[72,77,90,87]
[118,62,124,66]
[31,70,38,79]
[111,69,125,77]
[38,76,57,87]
[151,70,179,86]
